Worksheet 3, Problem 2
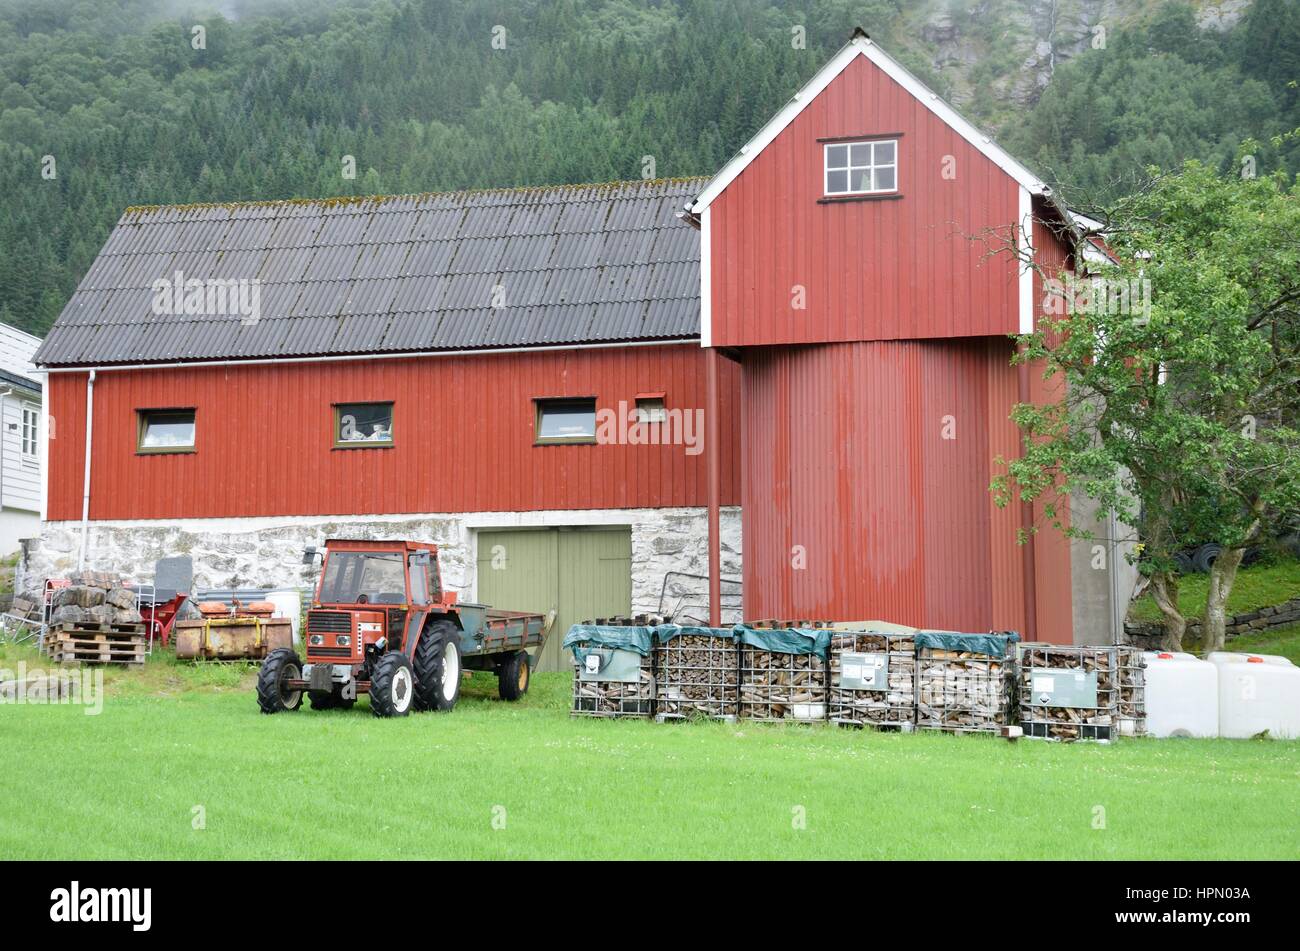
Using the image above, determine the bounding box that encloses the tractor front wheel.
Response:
[369,652,415,718]
[412,619,463,712]
[257,648,303,714]
[497,651,530,701]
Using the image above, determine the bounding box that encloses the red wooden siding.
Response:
[739,339,1071,640]
[708,54,1021,348]
[46,345,740,521]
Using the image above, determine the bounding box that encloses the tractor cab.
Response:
[302,539,454,668]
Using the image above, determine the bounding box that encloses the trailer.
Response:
[256,539,551,717]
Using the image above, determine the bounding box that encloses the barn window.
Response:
[824,139,897,196]
[334,402,394,447]
[21,406,38,459]
[535,398,597,444]
[137,409,196,453]
[635,394,667,424]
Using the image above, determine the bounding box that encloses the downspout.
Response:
[1016,361,1039,642]
[705,347,721,627]
[78,369,96,570]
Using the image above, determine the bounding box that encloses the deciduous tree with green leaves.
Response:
[993,154,1300,651]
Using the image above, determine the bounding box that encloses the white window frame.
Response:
[20,404,39,461]
[823,139,899,197]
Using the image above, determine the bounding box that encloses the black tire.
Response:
[1173,551,1194,575]
[369,651,415,718]
[1192,543,1222,573]
[412,618,462,712]
[257,648,303,714]
[497,651,530,701]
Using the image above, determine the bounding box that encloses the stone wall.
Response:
[1124,597,1300,649]
[20,507,743,622]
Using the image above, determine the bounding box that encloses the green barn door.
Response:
[476,527,632,673]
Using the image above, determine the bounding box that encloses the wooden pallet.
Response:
[42,630,147,665]
[49,620,146,635]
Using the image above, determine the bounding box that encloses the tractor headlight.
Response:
[309,634,324,647]
[336,635,351,647]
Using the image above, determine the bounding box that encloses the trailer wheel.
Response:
[369,652,414,718]
[497,651,530,701]
[413,619,462,712]
[257,648,303,714]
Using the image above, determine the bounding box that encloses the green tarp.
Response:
[913,631,1020,658]
[732,624,832,658]
[562,624,655,661]
[652,624,736,643]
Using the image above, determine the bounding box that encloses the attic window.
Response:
[824,139,897,196]
[138,409,196,454]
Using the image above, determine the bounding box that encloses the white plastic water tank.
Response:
[265,589,304,647]
[1207,652,1300,739]
[1141,651,1219,738]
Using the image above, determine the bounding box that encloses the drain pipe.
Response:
[78,369,96,570]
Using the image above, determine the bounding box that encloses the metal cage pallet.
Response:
[915,643,1014,735]
[654,632,739,721]
[571,668,655,718]
[738,644,827,722]
[828,632,916,729]
[1018,644,1147,742]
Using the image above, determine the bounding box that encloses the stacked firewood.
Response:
[739,646,827,721]
[655,633,739,720]
[571,663,654,718]
[1018,645,1122,741]
[915,646,1013,734]
[828,633,915,728]
[1115,646,1148,737]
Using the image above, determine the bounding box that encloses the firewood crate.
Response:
[828,632,916,730]
[1018,644,1132,742]
[654,625,739,721]
[914,632,1018,735]
[1116,646,1148,737]
[562,623,656,719]
[735,624,831,722]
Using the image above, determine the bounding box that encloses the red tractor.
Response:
[257,539,549,718]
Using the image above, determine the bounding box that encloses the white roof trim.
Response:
[690,35,1048,212]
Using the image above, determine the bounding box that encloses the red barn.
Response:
[687,30,1129,644]
[26,32,1132,654]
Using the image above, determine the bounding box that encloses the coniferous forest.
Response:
[1,0,1298,335]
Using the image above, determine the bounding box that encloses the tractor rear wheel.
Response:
[369,652,415,718]
[497,651,530,701]
[257,648,303,714]
[412,619,462,712]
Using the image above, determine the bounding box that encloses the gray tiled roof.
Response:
[34,178,704,367]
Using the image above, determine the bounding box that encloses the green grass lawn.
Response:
[1,638,1297,860]
[1128,554,1300,623]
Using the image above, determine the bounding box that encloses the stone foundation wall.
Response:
[1124,597,1300,649]
[20,507,743,622]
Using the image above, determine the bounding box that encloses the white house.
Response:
[0,322,42,555]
